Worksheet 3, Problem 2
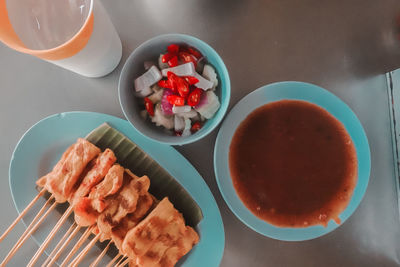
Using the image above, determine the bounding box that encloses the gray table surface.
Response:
[1,0,400,266]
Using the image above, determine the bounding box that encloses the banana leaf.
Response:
[85,123,203,227]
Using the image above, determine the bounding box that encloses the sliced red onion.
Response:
[161,89,174,115]
[161,62,195,77]
[193,73,214,91]
[172,105,192,114]
[174,115,185,132]
[194,91,220,119]
[202,64,218,88]
[151,104,174,130]
[134,66,162,92]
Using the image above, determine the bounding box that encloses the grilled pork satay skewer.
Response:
[6,137,199,267]
[41,222,77,267]
[86,211,149,267]
[95,175,151,241]
[3,140,97,260]
[121,198,199,267]
[40,149,117,266]
[4,138,99,265]
[10,147,111,267]
[0,188,46,243]
[24,139,101,266]
[69,149,117,206]
[60,165,125,265]
[69,169,144,265]
[74,174,180,263]
[69,170,154,267]
[37,139,101,203]
[58,164,125,266]
[87,201,153,267]
[73,164,124,227]
[30,148,116,266]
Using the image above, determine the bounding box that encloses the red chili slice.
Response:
[158,80,168,88]
[167,95,185,106]
[185,76,199,85]
[144,97,154,116]
[168,56,178,67]
[168,71,190,98]
[167,44,180,54]
[176,78,190,98]
[187,88,202,107]
[167,71,178,81]
[187,47,202,59]
[167,71,179,91]
[161,53,173,63]
[191,122,202,133]
[158,79,174,90]
[178,52,197,68]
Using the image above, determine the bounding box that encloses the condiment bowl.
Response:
[119,33,231,145]
[214,81,371,241]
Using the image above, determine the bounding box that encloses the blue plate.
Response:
[9,111,224,266]
[214,81,371,241]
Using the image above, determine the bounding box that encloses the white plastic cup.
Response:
[0,0,122,77]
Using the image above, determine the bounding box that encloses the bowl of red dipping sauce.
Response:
[214,81,371,241]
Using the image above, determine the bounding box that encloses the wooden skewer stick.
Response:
[116,257,130,267]
[0,188,46,243]
[41,222,76,267]
[70,233,101,267]
[114,256,126,267]
[89,241,111,267]
[27,206,74,267]
[13,196,54,251]
[1,201,57,267]
[46,224,82,267]
[60,226,93,267]
[106,254,122,267]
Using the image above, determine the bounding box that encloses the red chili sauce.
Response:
[229,100,357,227]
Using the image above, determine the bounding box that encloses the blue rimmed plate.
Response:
[214,81,370,241]
[9,111,224,266]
